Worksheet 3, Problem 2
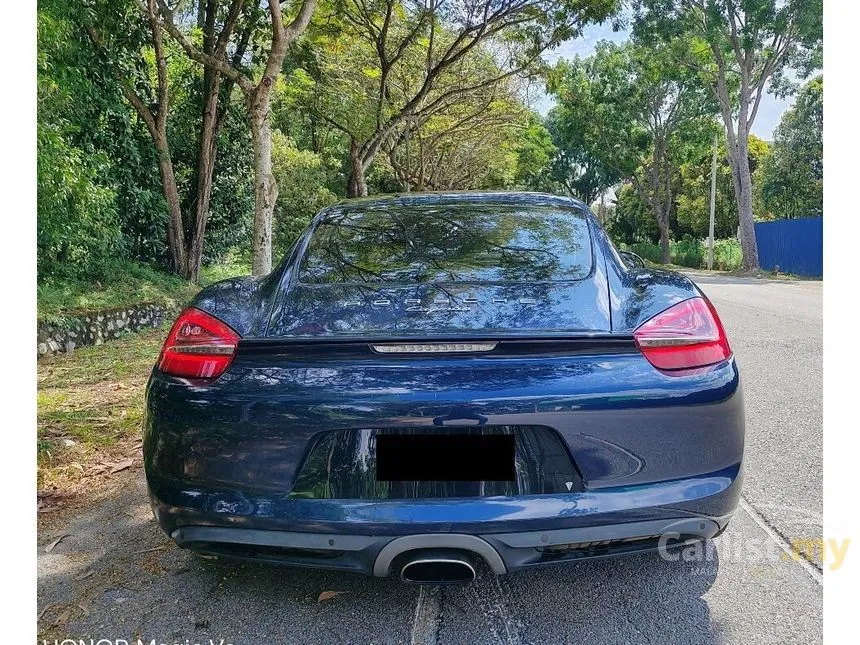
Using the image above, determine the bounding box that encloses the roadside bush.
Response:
[621,237,742,271]
[711,239,742,271]
[627,241,663,264]
[672,236,705,268]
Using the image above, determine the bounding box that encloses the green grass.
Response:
[37,325,168,493]
[37,257,252,495]
[37,259,251,322]
[200,259,252,285]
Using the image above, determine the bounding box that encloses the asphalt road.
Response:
[37,273,823,645]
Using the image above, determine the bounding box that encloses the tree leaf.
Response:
[109,458,133,473]
[45,534,69,553]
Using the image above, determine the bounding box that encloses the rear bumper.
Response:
[148,463,742,575]
[144,349,744,575]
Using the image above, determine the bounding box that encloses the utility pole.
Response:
[708,132,718,270]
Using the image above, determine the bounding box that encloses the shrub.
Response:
[620,237,742,271]
[671,236,705,268]
[627,241,663,264]
[711,239,743,271]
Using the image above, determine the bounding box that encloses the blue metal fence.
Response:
[753,217,823,277]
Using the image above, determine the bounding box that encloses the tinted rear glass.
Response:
[299,205,593,284]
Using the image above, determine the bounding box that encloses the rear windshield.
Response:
[299,205,593,284]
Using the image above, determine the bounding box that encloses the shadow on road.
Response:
[38,474,721,644]
[440,550,719,645]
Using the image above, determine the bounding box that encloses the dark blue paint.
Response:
[754,217,823,277]
[145,192,744,575]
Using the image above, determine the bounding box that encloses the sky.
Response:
[533,21,793,141]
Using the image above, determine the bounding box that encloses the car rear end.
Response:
[144,193,743,580]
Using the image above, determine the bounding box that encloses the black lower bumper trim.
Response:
[170,515,730,577]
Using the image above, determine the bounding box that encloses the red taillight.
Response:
[157,307,240,379]
[633,297,732,372]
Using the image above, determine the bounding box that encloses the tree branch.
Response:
[151,0,253,93]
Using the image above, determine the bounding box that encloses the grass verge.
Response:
[36,258,252,509]
[37,325,167,507]
[645,261,814,281]
[37,259,250,322]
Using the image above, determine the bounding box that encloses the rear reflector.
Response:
[158,307,240,379]
[633,297,731,371]
[370,342,498,354]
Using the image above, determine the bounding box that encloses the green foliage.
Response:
[37,257,251,321]
[38,4,136,280]
[544,42,644,202]
[511,116,558,191]
[545,37,713,210]
[271,131,338,253]
[633,0,822,269]
[625,241,662,264]
[301,0,619,194]
[712,238,743,271]
[37,261,197,319]
[671,236,704,268]
[164,41,255,263]
[382,90,535,192]
[38,0,173,276]
[608,184,659,244]
[37,0,256,283]
[633,0,822,97]
[44,0,803,301]
[37,120,123,280]
[675,134,770,237]
[622,237,742,271]
[756,76,823,219]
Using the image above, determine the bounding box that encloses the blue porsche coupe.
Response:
[144,192,744,583]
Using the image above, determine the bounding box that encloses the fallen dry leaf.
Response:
[77,604,91,617]
[109,458,134,474]
[317,591,345,603]
[45,534,70,553]
[52,608,71,626]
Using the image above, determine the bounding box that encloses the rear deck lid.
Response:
[265,202,610,338]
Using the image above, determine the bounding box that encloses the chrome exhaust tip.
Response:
[400,551,477,585]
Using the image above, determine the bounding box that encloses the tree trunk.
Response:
[347,140,368,197]
[731,135,760,271]
[249,97,278,275]
[186,69,222,284]
[715,58,760,272]
[154,136,188,277]
[657,210,671,264]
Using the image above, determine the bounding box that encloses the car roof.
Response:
[326,191,590,213]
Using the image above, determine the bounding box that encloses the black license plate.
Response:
[375,433,515,481]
